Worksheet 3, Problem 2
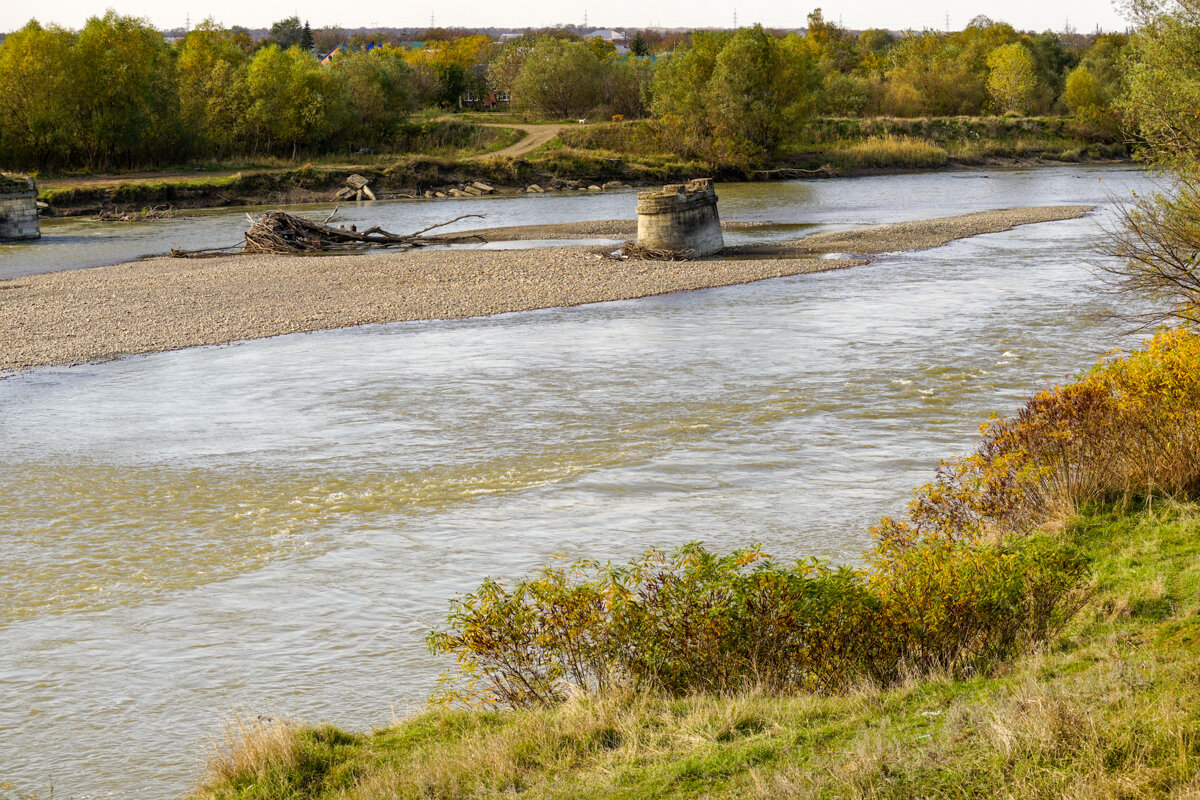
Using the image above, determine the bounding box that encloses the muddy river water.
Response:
[0,165,1152,797]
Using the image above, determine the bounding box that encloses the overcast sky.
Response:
[1,0,1129,35]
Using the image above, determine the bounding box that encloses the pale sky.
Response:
[1,0,1128,35]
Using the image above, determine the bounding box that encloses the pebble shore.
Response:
[0,206,1092,374]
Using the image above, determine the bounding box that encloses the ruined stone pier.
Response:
[636,178,723,256]
[0,177,40,241]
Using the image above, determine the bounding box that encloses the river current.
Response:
[0,165,1152,797]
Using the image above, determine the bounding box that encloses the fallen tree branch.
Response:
[170,210,488,257]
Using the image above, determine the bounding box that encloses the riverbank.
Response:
[0,206,1090,374]
[30,155,1122,219]
[190,497,1200,800]
[27,115,1129,218]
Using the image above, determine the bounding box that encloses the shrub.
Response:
[869,534,1089,680]
[876,328,1200,548]
[429,535,1088,707]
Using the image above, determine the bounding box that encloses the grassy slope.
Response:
[194,498,1200,800]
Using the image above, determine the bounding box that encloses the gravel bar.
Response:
[0,206,1092,374]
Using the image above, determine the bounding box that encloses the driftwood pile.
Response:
[95,205,186,222]
[170,208,486,257]
[606,240,697,261]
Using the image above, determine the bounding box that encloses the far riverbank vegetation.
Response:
[0,9,1130,200]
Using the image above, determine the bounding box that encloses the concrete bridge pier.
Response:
[636,178,723,256]
[0,177,40,241]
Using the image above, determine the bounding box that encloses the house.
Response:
[586,29,627,42]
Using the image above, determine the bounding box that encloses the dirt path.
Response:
[465,122,570,160]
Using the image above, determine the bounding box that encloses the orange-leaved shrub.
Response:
[428,329,1200,708]
[874,327,1200,549]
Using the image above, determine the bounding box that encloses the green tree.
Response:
[1121,2,1200,171]
[268,16,304,50]
[986,42,1037,114]
[629,31,650,57]
[70,11,182,168]
[1098,2,1200,326]
[300,21,314,52]
[176,21,251,155]
[244,44,348,157]
[510,36,605,118]
[649,30,730,143]
[332,47,413,141]
[708,27,820,156]
[880,23,1024,116]
[651,26,819,160]
[601,55,655,118]
[0,20,77,170]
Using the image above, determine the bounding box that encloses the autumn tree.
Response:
[986,42,1037,114]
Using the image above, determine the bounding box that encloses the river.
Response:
[0,165,1151,798]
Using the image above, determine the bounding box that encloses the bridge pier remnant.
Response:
[636,178,723,256]
[0,177,40,241]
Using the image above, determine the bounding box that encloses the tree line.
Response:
[0,10,1129,172]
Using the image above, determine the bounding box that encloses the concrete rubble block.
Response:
[602,181,624,190]
[470,182,495,193]
[636,177,723,257]
[448,189,467,197]
[588,185,603,191]
[462,186,484,196]
[345,174,370,190]
[335,187,356,200]
[526,184,544,193]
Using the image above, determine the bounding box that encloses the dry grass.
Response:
[827,134,949,170]
[202,714,304,787]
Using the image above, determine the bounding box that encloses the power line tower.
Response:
[733,8,738,28]
[584,9,588,27]
[945,11,950,32]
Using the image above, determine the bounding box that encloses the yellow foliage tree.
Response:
[985,42,1037,114]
